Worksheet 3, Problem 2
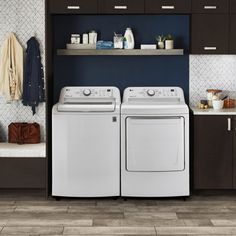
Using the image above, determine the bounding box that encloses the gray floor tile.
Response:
[124,212,177,220]
[15,206,68,213]
[68,206,123,213]
[177,213,236,220]
[211,219,236,226]
[183,220,213,226]
[155,226,236,235]
[1,226,63,235]
[6,218,92,227]
[93,219,185,227]
[63,226,156,235]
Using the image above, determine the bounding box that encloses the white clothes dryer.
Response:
[121,87,189,197]
[52,87,120,197]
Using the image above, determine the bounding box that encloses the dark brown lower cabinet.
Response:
[230,15,236,53]
[0,158,46,189]
[191,14,229,54]
[194,115,235,189]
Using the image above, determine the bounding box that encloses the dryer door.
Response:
[126,116,185,172]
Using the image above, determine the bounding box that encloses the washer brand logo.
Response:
[112,117,117,122]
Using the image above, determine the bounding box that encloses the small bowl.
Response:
[212,100,224,110]
[224,99,236,108]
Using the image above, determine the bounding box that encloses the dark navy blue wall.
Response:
[53,15,189,103]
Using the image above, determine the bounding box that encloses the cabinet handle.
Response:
[204,47,217,50]
[228,118,231,131]
[67,6,80,10]
[204,5,217,9]
[161,5,175,9]
[114,5,127,9]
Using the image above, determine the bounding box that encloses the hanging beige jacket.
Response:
[0,33,23,101]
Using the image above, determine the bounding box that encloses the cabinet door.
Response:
[99,0,144,14]
[194,116,233,189]
[230,15,236,54]
[145,0,191,14]
[191,14,229,54]
[231,0,236,13]
[192,0,229,14]
[49,0,98,14]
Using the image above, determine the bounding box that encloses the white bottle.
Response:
[124,28,134,49]
[89,30,97,44]
[83,33,89,44]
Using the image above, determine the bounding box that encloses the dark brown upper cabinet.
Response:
[145,0,191,14]
[49,0,98,14]
[191,14,229,54]
[230,15,236,53]
[192,0,229,14]
[231,0,236,13]
[194,115,234,189]
[99,0,144,14]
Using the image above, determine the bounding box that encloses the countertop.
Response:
[190,107,236,115]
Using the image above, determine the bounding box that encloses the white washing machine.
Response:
[121,87,189,197]
[52,86,120,197]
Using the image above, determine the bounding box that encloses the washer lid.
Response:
[57,98,116,112]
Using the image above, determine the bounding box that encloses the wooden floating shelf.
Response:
[57,49,184,56]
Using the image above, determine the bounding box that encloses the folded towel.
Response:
[96,41,114,49]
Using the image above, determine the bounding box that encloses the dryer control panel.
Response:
[123,87,185,103]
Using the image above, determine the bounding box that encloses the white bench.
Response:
[0,143,46,158]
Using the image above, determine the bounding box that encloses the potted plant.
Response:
[155,35,165,49]
[165,34,174,50]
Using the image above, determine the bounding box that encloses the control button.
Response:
[147,89,155,96]
[83,89,91,96]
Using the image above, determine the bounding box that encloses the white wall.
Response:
[0,0,45,142]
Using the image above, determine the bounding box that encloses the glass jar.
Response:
[71,34,80,44]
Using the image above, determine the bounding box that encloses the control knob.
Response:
[147,89,155,96]
[83,89,91,96]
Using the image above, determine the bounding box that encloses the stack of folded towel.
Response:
[96,41,114,49]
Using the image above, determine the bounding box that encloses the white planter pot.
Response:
[165,40,174,49]
[158,41,165,49]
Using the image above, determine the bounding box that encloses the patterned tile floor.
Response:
[0,190,236,235]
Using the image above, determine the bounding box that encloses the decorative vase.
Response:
[158,41,165,49]
[165,40,174,49]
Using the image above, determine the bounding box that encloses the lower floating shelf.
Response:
[57,49,184,56]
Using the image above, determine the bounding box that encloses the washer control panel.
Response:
[62,87,114,99]
[58,87,121,104]
[147,89,155,96]
[123,87,185,103]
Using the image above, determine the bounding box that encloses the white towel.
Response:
[0,33,23,101]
